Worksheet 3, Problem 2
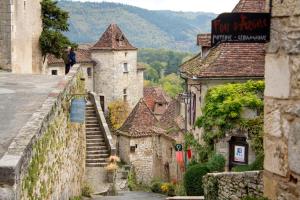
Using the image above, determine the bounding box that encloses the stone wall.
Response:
[0,0,43,73]
[0,0,12,71]
[0,66,86,200]
[118,134,179,185]
[263,0,300,199]
[91,50,143,112]
[203,171,263,200]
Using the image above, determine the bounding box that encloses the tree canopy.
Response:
[40,0,76,59]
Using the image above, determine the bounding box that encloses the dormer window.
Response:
[123,63,128,73]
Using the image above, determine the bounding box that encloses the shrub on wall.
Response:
[184,164,209,196]
[206,153,226,172]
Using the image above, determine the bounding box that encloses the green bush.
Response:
[184,164,209,196]
[69,197,82,200]
[206,154,226,172]
[232,154,264,172]
[81,183,93,197]
[150,180,163,193]
[175,182,186,196]
[242,196,269,200]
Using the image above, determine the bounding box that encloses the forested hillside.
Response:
[57,1,216,52]
[138,48,193,97]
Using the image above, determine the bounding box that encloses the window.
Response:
[125,52,128,57]
[87,67,92,77]
[51,70,58,75]
[123,89,127,102]
[123,63,128,73]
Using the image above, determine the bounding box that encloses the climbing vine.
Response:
[186,81,265,164]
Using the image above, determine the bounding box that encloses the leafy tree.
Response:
[108,100,129,131]
[159,73,184,98]
[40,0,76,60]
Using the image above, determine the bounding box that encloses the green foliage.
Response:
[206,154,226,172]
[159,73,184,98]
[81,183,93,197]
[69,196,82,200]
[242,196,269,200]
[175,182,187,196]
[40,0,76,58]
[184,133,212,163]
[150,180,163,193]
[232,154,264,172]
[57,1,216,52]
[184,164,209,196]
[108,100,129,131]
[139,48,193,78]
[195,81,265,147]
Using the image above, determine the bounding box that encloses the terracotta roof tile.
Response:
[143,87,171,111]
[197,34,211,47]
[47,49,93,65]
[118,99,159,137]
[157,100,183,131]
[91,24,137,51]
[181,43,265,78]
[232,0,267,13]
[137,63,146,70]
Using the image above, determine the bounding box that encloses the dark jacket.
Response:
[69,51,76,66]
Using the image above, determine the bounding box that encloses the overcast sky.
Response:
[75,0,240,13]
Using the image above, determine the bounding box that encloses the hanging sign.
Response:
[211,12,271,46]
[70,98,86,123]
[175,144,183,152]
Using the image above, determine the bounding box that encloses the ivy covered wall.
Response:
[19,69,86,200]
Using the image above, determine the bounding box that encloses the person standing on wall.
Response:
[63,46,71,75]
[69,47,77,68]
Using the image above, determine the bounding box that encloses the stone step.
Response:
[86,138,105,142]
[87,150,109,154]
[86,158,107,163]
[86,124,100,128]
[86,120,99,124]
[87,154,109,159]
[86,142,106,147]
[86,131,103,135]
[86,135,103,140]
[87,146,108,151]
[86,163,108,167]
[86,127,101,131]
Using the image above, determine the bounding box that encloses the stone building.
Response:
[116,92,184,184]
[0,0,43,73]
[46,24,144,111]
[180,0,266,170]
[263,0,300,199]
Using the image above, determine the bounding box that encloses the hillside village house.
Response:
[46,24,145,111]
[180,0,266,170]
[117,88,185,184]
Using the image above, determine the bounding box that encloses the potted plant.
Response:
[105,156,120,183]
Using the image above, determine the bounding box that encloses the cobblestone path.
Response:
[92,191,167,200]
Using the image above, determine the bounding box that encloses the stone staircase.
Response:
[85,103,109,167]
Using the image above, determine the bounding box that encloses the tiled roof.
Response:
[181,43,265,78]
[157,99,184,131]
[47,49,93,65]
[232,0,267,13]
[118,99,159,137]
[197,34,211,47]
[180,0,266,78]
[91,24,137,51]
[143,87,171,111]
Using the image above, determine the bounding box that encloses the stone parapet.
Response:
[0,65,86,200]
[203,171,263,200]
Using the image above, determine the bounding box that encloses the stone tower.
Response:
[0,0,42,74]
[91,24,144,111]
